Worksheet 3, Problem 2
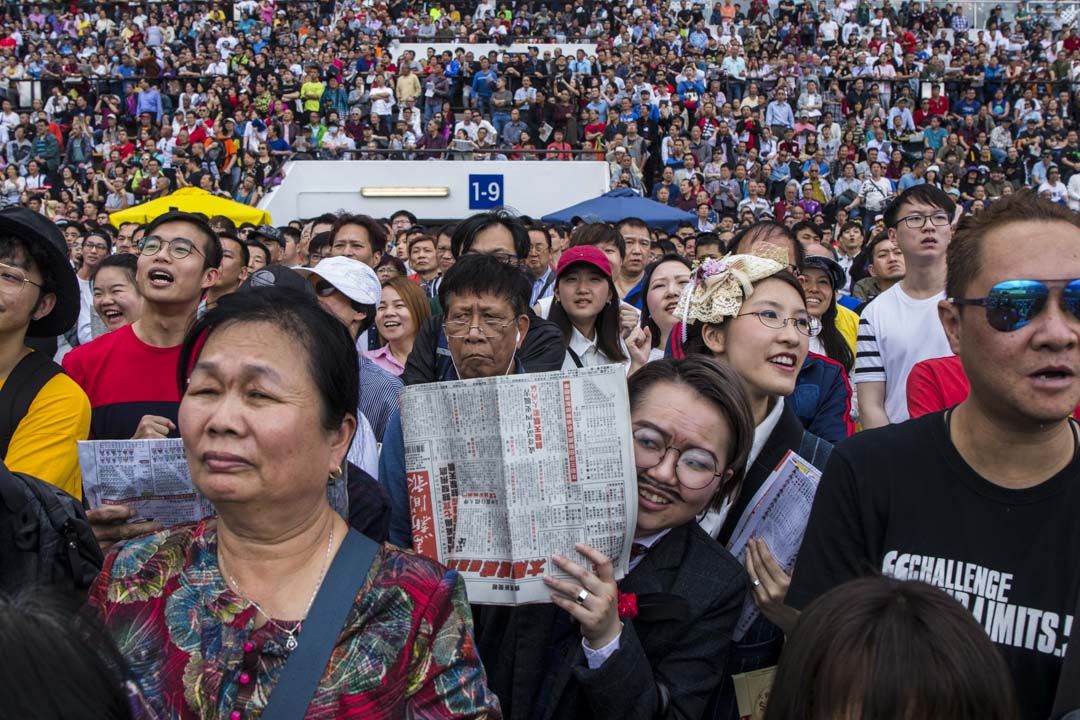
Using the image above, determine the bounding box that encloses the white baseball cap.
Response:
[295,257,381,305]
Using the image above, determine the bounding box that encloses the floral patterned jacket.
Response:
[89,520,502,720]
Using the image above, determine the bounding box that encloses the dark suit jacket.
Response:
[473,523,747,720]
[706,402,832,720]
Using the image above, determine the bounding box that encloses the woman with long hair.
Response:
[668,240,844,718]
[549,245,629,370]
[364,276,432,376]
[638,254,692,360]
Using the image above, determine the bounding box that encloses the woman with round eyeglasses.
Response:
[474,356,754,719]
[669,242,835,718]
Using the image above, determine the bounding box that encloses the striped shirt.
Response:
[359,355,404,443]
[854,284,953,423]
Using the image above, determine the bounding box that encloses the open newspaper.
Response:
[727,450,823,642]
[78,439,215,527]
[402,366,637,605]
[78,439,349,528]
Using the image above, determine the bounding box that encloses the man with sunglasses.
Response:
[854,185,957,429]
[789,191,1080,720]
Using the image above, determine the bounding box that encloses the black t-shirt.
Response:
[788,412,1080,720]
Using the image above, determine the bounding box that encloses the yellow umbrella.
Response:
[108,187,272,226]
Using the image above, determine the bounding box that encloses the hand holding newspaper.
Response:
[402,366,638,605]
[727,450,823,641]
[78,439,215,528]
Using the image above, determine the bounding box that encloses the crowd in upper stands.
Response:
[0,0,1076,221]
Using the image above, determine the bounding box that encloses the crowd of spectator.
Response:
[0,0,1077,226]
[3,1,1080,719]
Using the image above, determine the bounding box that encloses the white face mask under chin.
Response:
[450,328,521,379]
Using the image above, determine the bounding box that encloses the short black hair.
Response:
[178,287,359,434]
[144,211,223,269]
[390,209,418,226]
[885,184,957,228]
[244,239,271,267]
[450,210,530,259]
[792,221,824,242]
[438,253,532,318]
[218,233,250,267]
[694,233,724,253]
[279,226,301,244]
[308,231,332,258]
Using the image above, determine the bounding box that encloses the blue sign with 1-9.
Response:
[468,174,504,210]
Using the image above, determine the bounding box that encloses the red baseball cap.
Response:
[555,245,612,279]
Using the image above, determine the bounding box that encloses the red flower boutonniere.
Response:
[617,591,638,620]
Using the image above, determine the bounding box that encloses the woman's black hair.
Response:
[814,286,854,373]
[628,357,755,509]
[639,254,693,349]
[450,209,530,260]
[438,253,532,318]
[764,577,1019,720]
[0,590,133,719]
[549,264,627,364]
[90,252,138,286]
[177,287,358,435]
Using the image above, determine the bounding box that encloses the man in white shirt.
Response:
[855,185,957,427]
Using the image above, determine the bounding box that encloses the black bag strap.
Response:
[261,528,380,720]
[566,347,584,369]
[0,351,63,458]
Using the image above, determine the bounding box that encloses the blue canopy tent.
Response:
[541,188,697,233]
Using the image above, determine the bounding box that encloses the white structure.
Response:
[259,160,611,222]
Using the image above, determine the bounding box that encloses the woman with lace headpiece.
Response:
[661,239,839,720]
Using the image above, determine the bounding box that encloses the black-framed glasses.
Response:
[443,315,517,338]
[895,212,951,229]
[951,279,1080,332]
[0,261,43,296]
[736,310,821,337]
[464,249,520,266]
[139,235,205,260]
[633,426,723,490]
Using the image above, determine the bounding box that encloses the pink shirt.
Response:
[362,345,405,376]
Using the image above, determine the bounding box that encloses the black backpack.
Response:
[0,351,103,598]
[0,462,104,597]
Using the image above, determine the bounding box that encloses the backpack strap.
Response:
[0,351,63,459]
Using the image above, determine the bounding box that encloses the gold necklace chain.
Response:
[220,525,335,652]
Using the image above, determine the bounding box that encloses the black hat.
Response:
[240,264,314,295]
[0,207,79,337]
[803,254,846,291]
[251,224,284,246]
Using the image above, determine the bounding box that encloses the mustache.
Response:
[637,473,682,503]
